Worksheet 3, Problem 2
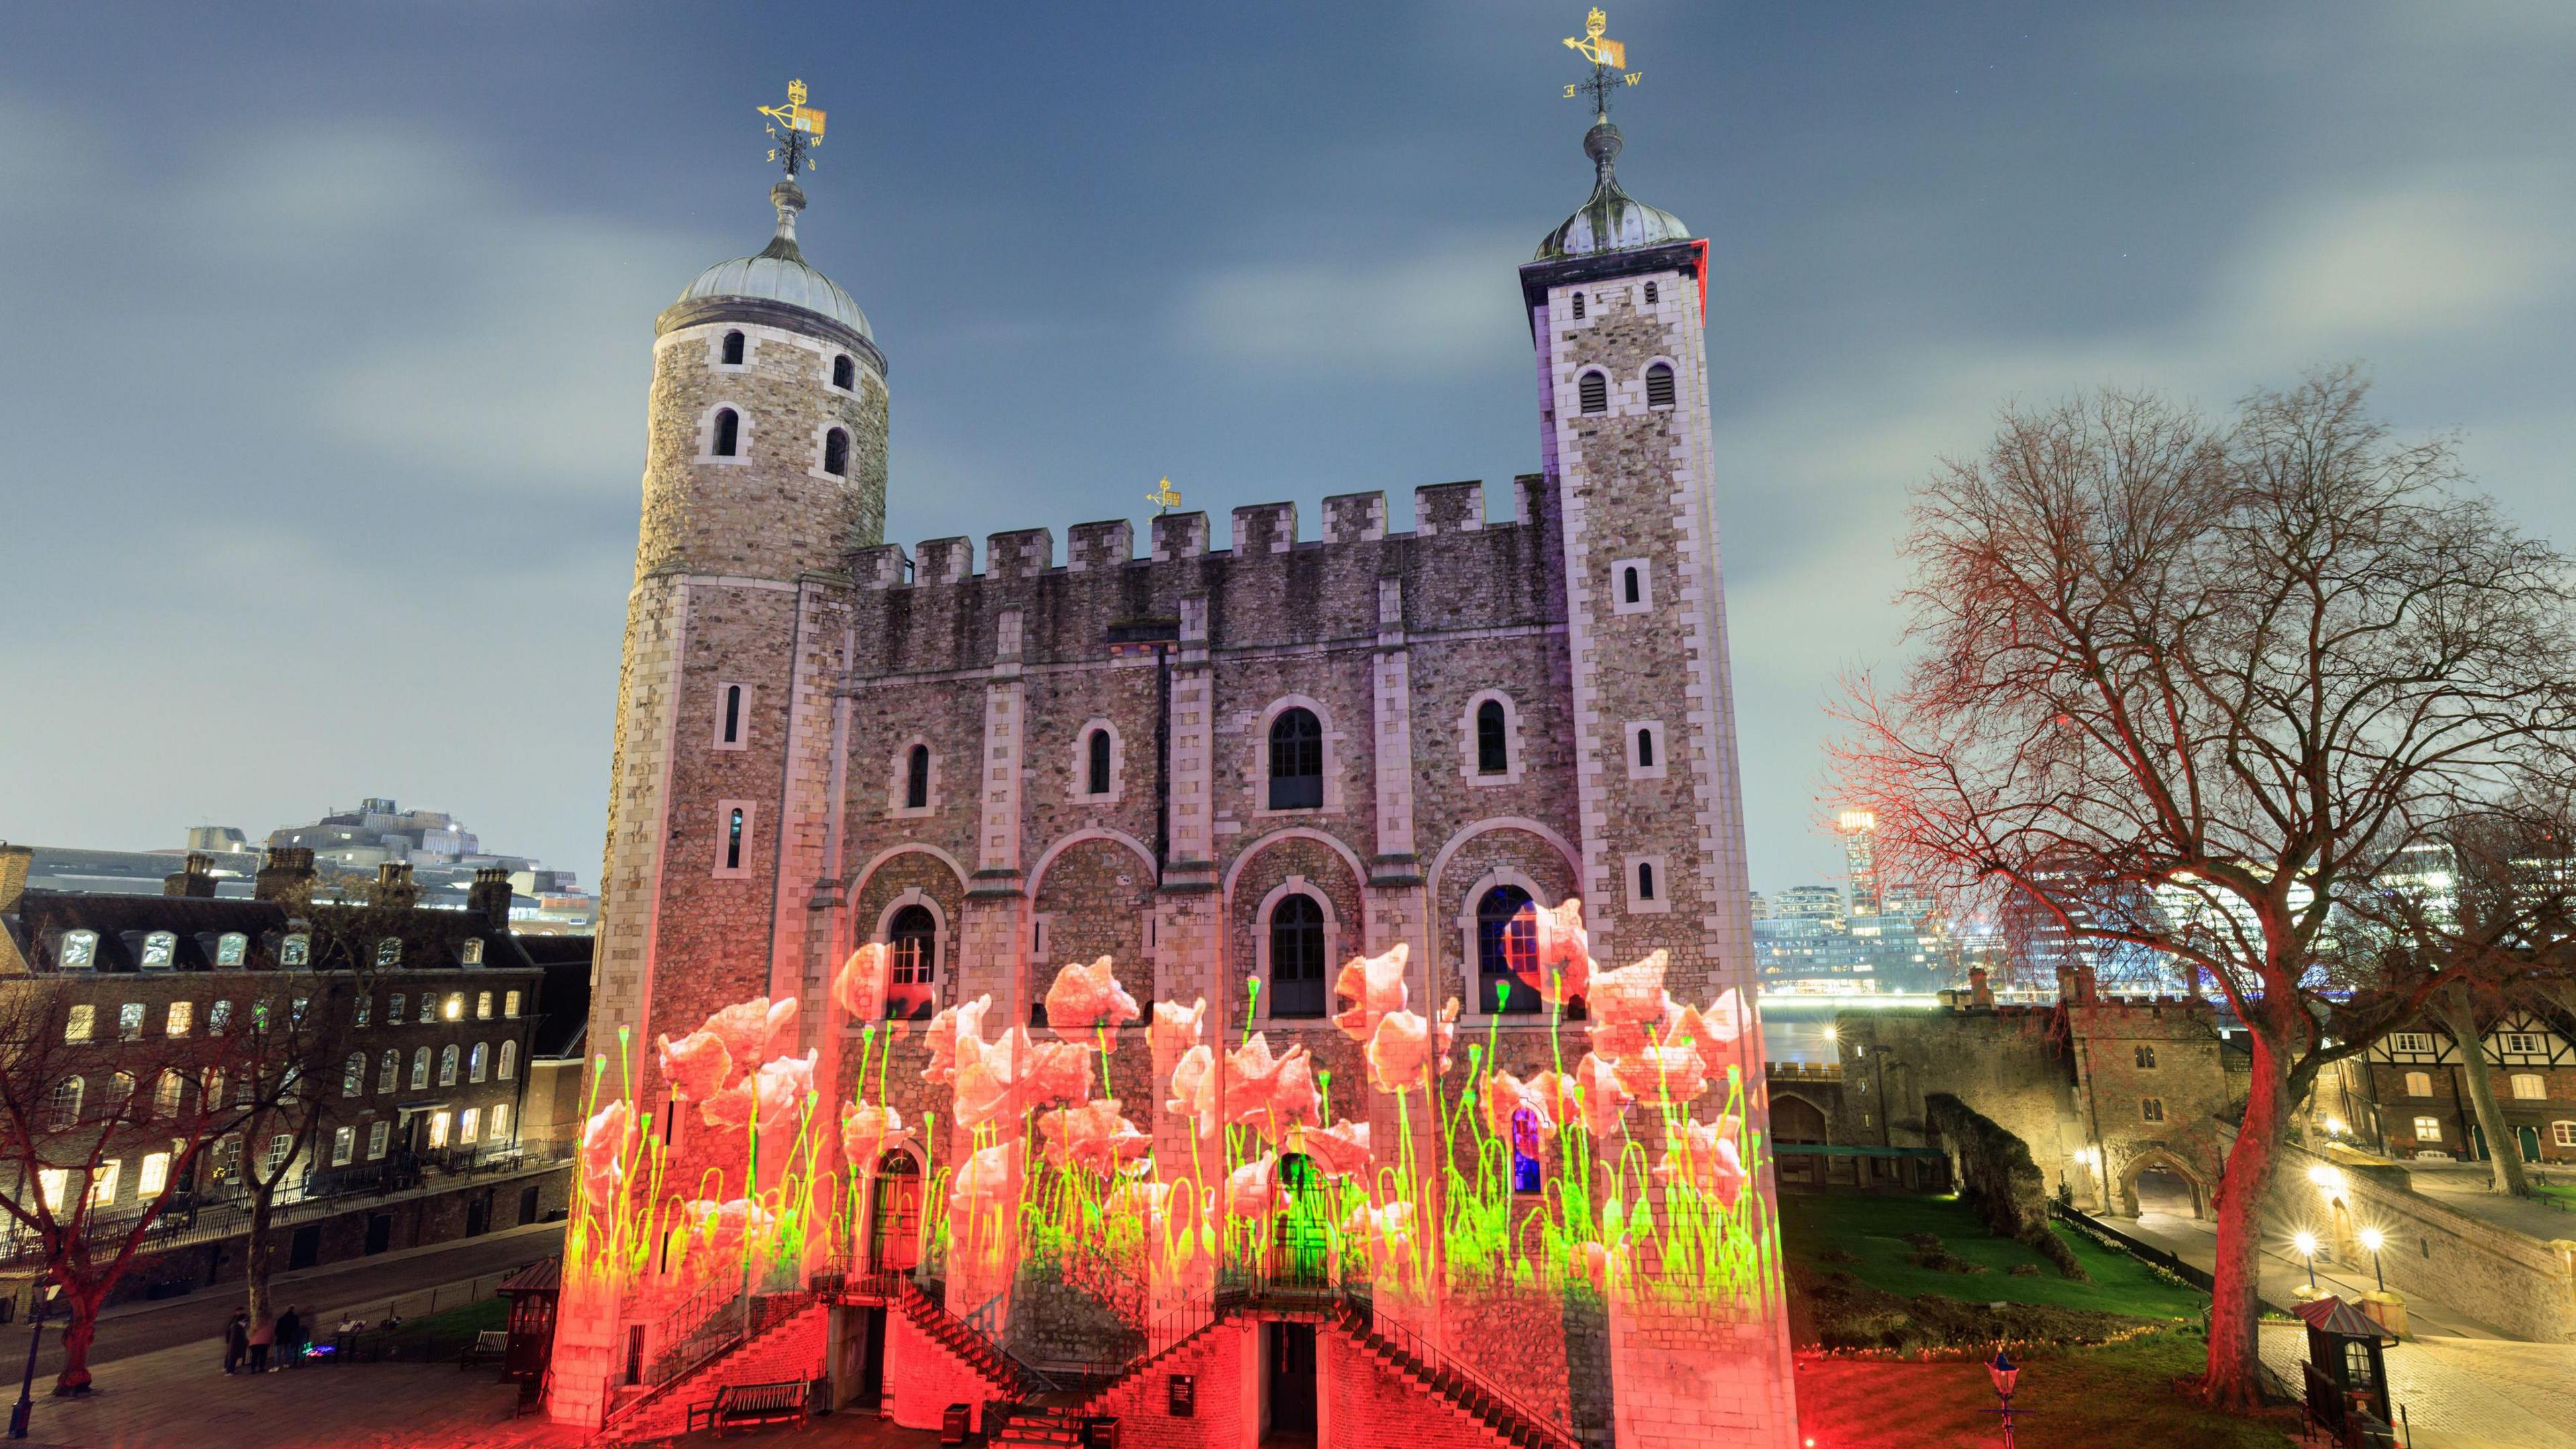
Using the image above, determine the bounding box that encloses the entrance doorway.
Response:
[852,1307,887,1408]
[288,1224,322,1271]
[2518,1124,2542,1162]
[1274,1156,1328,1288]
[466,1194,490,1238]
[2134,1167,2197,1218]
[869,1154,922,1272]
[364,1214,393,1256]
[1265,1322,1317,1437]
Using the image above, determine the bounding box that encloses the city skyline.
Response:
[5,3,2573,896]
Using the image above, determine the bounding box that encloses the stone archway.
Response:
[2118,1148,2206,1220]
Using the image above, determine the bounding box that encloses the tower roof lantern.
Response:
[677,176,874,341]
[1534,117,1691,262]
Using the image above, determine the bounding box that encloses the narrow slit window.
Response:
[1644,281,1659,305]
[1623,566,1641,605]
[1637,860,1657,902]
[712,409,740,458]
[1578,371,1608,415]
[824,427,849,476]
[722,684,743,744]
[1572,292,1587,319]
[1646,362,1675,409]
[905,745,930,810]
[721,330,745,365]
[1476,700,1508,775]
[725,808,745,871]
[1087,729,1112,796]
[1635,727,1655,769]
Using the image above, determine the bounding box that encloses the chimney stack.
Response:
[0,844,30,915]
[254,847,316,910]
[372,861,419,909]
[466,866,514,930]
[163,851,218,899]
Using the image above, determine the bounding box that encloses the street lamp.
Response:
[2358,1226,2387,1292]
[9,1283,60,1440]
[1985,1347,2022,1448]
[2293,1230,2321,1296]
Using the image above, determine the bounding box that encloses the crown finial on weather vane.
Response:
[758,77,827,178]
[1561,8,1642,121]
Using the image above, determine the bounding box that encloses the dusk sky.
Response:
[4,2,2571,895]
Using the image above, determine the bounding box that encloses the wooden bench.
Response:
[459,1330,510,1370]
[686,1381,811,1438]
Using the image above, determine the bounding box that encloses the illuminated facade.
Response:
[555,64,1799,1449]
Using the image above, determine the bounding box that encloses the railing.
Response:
[894,1278,1059,1399]
[1340,1295,1579,1449]
[1049,1292,1220,1390]
[2048,1199,2217,1293]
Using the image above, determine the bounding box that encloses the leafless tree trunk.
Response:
[2428,985,2528,1195]
[1835,368,2576,1408]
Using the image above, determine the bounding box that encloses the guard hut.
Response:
[496,1258,562,1383]
[2294,1295,2396,1445]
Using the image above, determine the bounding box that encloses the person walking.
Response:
[276,1305,305,1368]
[247,1309,275,1373]
[222,1309,249,1375]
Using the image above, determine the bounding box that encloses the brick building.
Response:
[0,843,572,1305]
[564,93,1799,1446]
[2324,1010,2576,1165]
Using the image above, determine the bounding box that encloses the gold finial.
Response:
[1560,8,1642,115]
[759,78,827,177]
[1146,478,1183,515]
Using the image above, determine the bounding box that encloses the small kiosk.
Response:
[2294,1295,2396,1446]
[496,1259,562,1385]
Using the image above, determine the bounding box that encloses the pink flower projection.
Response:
[1585,951,1669,1036]
[1027,1040,1096,1108]
[679,1196,775,1258]
[1298,1119,1373,1178]
[1330,943,1410,1041]
[921,996,992,1086]
[1038,1098,1150,1173]
[1652,1116,1749,1210]
[1165,1043,1217,1138]
[1044,956,1142,1038]
[700,1050,818,1136]
[696,996,799,1071]
[1521,896,1592,1006]
[1364,998,1461,1094]
[839,1102,916,1173]
[1479,1070,1564,1142]
[1225,1153,1284,1218]
[1223,1034,1321,1132]
[1149,997,1206,1059]
[1340,1199,1418,1268]
[833,943,890,1024]
[1573,1052,1633,1136]
[951,1139,1024,1215]
[579,1099,633,1204]
[655,1028,733,1104]
[1609,1044,1710,1106]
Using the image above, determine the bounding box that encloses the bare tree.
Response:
[1833,369,2576,1407]
[0,982,257,1393]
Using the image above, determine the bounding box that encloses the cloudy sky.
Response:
[3,2,2571,895]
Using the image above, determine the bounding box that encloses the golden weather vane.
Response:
[758,77,828,177]
[1561,8,1642,117]
[1146,477,1183,515]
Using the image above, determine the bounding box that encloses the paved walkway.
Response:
[2259,1323,2576,1449]
[2112,1210,2512,1338]
[2401,1161,2576,1243]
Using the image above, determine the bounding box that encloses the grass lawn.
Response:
[2532,1182,2576,1212]
[338,1295,508,1359]
[1779,1193,2206,1320]
[1795,1327,2299,1449]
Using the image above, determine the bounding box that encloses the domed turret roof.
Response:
[678,179,873,341]
[1534,120,1691,262]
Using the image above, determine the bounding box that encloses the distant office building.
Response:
[1772,884,1844,922]
[1836,809,1881,916]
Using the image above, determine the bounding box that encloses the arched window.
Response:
[1623,564,1642,606]
[905,745,930,810]
[141,931,177,969]
[411,1046,431,1090]
[1646,362,1675,409]
[887,905,938,1020]
[725,808,745,871]
[215,931,248,966]
[1635,727,1655,769]
[2134,1044,2158,1070]
[49,1077,83,1130]
[499,1040,517,1081]
[712,408,741,458]
[1478,885,1540,1014]
[832,354,855,390]
[378,1050,398,1095]
[343,1053,366,1097]
[1636,860,1658,903]
[721,684,743,745]
[1087,729,1112,797]
[1571,292,1587,319]
[1578,371,1608,415]
[439,1044,460,1087]
[824,427,849,476]
[1268,708,1324,810]
[1269,896,1327,1018]
[476,991,493,1020]
[1510,1107,1544,1193]
[1476,700,1509,775]
[57,930,98,969]
[470,1042,488,1083]
[106,1071,136,1116]
[721,329,745,365]
[1644,281,1659,305]
[154,1071,183,1118]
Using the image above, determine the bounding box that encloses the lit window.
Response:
[1268,708,1324,810]
[1578,370,1607,414]
[490,1102,511,1141]
[119,1003,144,1041]
[720,329,745,365]
[443,994,463,1022]
[476,991,492,1020]
[1268,896,1327,1019]
[2141,1097,2165,1122]
[202,1069,225,1109]
[2412,1116,2443,1142]
[64,1004,95,1043]
[140,932,177,969]
[470,1042,488,1083]
[1476,700,1508,775]
[105,1071,136,1118]
[460,1108,480,1144]
[411,1047,430,1090]
[2504,1033,2542,1055]
[376,938,402,968]
[37,1170,68,1212]
[2511,1073,2546,1101]
[211,1137,239,1182]
[1477,886,1542,1015]
[886,905,937,1022]
[154,1072,182,1118]
[1644,362,1675,410]
[2555,1122,2576,1148]
[343,1053,366,1097]
[499,1040,517,1081]
[1510,1106,1544,1193]
[367,1121,390,1160]
[503,991,521,1019]
[2405,1071,2433,1097]
[427,1112,451,1150]
[462,939,485,966]
[378,1050,398,1094]
[209,1000,231,1035]
[215,932,248,967]
[389,993,406,1024]
[280,932,311,967]
[58,930,97,969]
[712,408,741,457]
[47,1077,83,1130]
[824,427,850,477]
[2134,1044,2158,1071]
[290,997,308,1029]
[2390,1032,2434,1055]
[439,1044,459,1086]
[90,1161,119,1207]
[832,354,855,390]
[265,1134,293,1173]
[331,1126,355,1167]
[138,1152,170,1197]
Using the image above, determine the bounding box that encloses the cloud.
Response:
[2223,173,2566,345]
[1175,233,1532,376]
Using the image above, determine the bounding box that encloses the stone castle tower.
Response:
[594,172,885,1139]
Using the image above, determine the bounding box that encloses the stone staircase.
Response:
[1331,1304,1580,1449]
[989,1403,1089,1449]
[894,1277,1057,1401]
[606,1295,827,1443]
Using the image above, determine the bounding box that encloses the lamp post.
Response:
[9,1283,57,1440]
[2358,1227,2387,1292]
[1986,1347,2022,1448]
[2293,1230,2321,1298]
